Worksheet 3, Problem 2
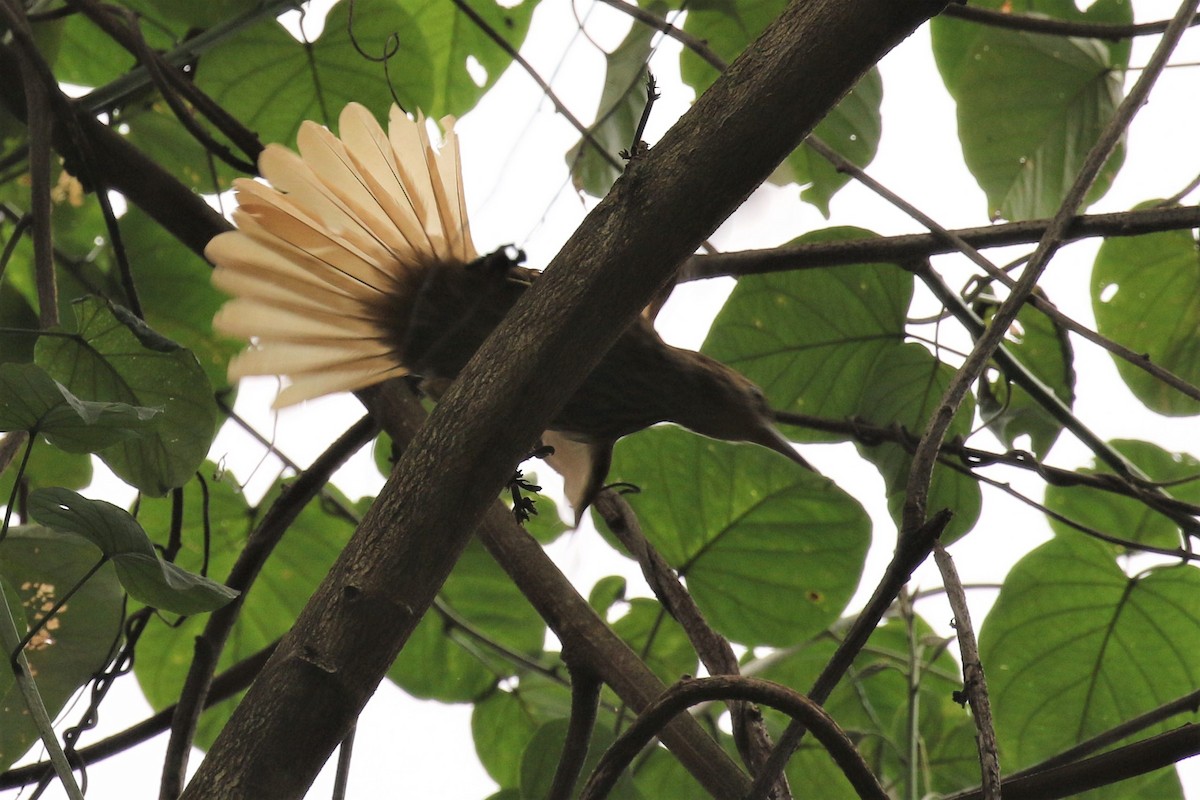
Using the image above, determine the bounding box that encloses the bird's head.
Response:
[672,353,812,470]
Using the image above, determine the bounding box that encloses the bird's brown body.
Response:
[207,103,810,519]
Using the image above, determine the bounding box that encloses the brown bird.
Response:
[207,103,811,521]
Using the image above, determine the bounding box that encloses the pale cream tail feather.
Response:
[334,104,442,263]
[274,363,410,407]
[208,104,477,408]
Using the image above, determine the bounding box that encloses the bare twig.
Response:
[941,724,1200,800]
[902,0,1200,540]
[678,204,1200,277]
[745,509,952,800]
[579,676,889,800]
[160,416,378,799]
[934,541,1000,799]
[593,491,790,798]
[942,3,1200,40]
[548,664,602,800]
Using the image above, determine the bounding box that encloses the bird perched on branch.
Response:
[207,103,811,521]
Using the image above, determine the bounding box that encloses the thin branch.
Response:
[362,384,753,798]
[579,676,889,800]
[942,3,1200,40]
[805,140,1200,408]
[903,0,1200,538]
[745,509,952,800]
[593,490,790,798]
[941,724,1200,800]
[159,416,377,800]
[66,0,260,172]
[1010,689,1200,781]
[933,541,1000,799]
[331,725,355,800]
[79,0,300,115]
[774,408,1200,531]
[548,665,602,800]
[0,644,276,791]
[597,0,725,71]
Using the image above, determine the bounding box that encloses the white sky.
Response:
[8,1,1200,798]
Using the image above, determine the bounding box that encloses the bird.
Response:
[206,103,812,522]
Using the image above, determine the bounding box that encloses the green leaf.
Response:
[775,68,882,217]
[610,598,698,685]
[394,0,536,119]
[977,291,1075,456]
[389,539,546,701]
[566,3,662,197]
[704,228,911,436]
[36,297,217,495]
[981,535,1200,796]
[0,362,161,453]
[133,468,352,747]
[0,282,38,365]
[520,719,641,800]
[118,209,242,389]
[703,228,978,538]
[0,443,92,504]
[116,554,240,615]
[195,0,534,145]
[681,3,882,213]
[760,619,977,798]
[931,0,1130,220]
[52,10,139,88]
[631,747,709,799]
[609,426,870,647]
[0,527,125,772]
[1092,213,1200,416]
[194,0,407,145]
[472,689,545,788]
[859,344,982,541]
[1044,439,1200,551]
[120,102,239,196]
[587,575,627,616]
[126,0,261,30]
[28,488,237,614]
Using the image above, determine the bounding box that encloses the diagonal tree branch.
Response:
[177,2,948,797]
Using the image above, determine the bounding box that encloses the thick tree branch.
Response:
[177,2,947,797]
[159,416,378,800]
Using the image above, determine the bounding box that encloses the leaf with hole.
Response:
[1092,211,1200,416]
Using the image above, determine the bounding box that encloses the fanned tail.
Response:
[206,103,476,407]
